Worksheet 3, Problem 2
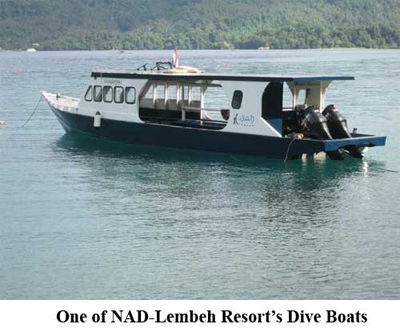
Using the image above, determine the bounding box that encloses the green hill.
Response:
[1,0,400,50]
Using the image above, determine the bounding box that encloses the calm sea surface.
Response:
[0,50,399,299]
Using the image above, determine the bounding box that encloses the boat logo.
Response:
[104,79,122,85]
[233,113,255,127]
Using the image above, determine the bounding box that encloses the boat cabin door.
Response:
[262,82,283,134]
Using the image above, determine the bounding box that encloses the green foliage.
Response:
[1,0,400,50]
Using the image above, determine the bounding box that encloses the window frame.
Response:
[125,87,136,104]
[231,90,243,109]
[94,85,103,103]
[114,86,124,104]
[103,86,113,103]
[84,86,92,102]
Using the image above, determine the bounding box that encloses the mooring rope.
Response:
[21,95,43,128]
[284,137,297,162]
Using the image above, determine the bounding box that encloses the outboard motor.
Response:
[301,106,333,140]
[300,106,344,160]
[323,105,363,158]
[322,105,352,139]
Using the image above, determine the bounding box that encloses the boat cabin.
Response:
[81,70,354,139]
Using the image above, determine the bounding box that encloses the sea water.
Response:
[0,49,399,299]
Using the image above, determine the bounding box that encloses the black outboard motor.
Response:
[322,105,352,139]
[301,106,333,140]
[301,106,343,160]
[322,105,363,158]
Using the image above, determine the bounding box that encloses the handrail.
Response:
[181,105,227,121]
[181,106,222,112]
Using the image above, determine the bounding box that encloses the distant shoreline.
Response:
[2,47,398,53]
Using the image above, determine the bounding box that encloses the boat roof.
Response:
[91,70,355,83]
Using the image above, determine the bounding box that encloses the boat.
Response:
[26,48,37,52]
[42,54,386,160]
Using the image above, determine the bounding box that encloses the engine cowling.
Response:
[322,105,363,158]
[301,106,333,140]
[322,105,352,139]
[300,106,343,160]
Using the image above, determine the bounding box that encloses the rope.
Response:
[284,137,297,162]
[21,95,43,128]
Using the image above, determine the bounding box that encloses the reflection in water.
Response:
[53,133,377,231]
[54,133,373,188]
[49,133,397,300]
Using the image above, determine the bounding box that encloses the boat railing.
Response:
[181,106,224,121]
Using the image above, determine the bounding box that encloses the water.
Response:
[0,50,399,299]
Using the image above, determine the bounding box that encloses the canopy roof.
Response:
[91,70,355,83]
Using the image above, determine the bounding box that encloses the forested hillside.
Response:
[1,0,400,50]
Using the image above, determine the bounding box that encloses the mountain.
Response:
[1,0,400,50]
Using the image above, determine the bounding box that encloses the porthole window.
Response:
[103,86,113,103]
[94,85,102,102]
[114,86,124,103]
[125,87,136,104]
[232,90,243,109]
[84,86,92,102]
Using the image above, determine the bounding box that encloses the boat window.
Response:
[103,86,113,103]
[138,83,230,130]
[297,89,306,106]
[125,87,136,104]
[168,85,177,98]
[231,90,243,109]
[84,86,92,102]
[114,86,124,103]
[144,85,154,99]
[157,85,165,99]
[262,82,283,134]
[203,86,231,122]
[182,86,188,101]
[192,86,200,101]
[282,83,293,110]
[94,85,102,102]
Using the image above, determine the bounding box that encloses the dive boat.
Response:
[42,56,386,160]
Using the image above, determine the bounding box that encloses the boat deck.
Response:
[42,92,79,109]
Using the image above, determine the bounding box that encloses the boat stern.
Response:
[285,133,387,160]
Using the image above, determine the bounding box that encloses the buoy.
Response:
[0,121,5,126]
[94,112,101,128]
